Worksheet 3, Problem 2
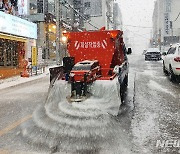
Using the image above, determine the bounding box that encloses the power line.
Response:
[60,2,153,30]
[61,1,99,30]
[123,24,152,29]
[124,29,152,35]
[129,31,151,40]
[173,12,180,22]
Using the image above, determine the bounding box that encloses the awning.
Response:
[0,33,27,42]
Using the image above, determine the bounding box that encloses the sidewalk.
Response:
[0,67,50,90]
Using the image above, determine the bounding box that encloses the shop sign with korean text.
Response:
[0,11,37,39]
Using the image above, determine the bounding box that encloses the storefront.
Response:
[0,11,37,78]
[0,34,27,67]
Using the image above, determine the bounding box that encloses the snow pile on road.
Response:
[131,72,178,153]
[131,74,161,154]
[148,80,176,97]
[21,79,132,154]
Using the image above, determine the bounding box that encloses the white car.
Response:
[163,44,180,82]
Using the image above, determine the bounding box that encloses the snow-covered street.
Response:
[0,54,179,154]
[129,54,180,154]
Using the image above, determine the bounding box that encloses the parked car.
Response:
[145,48,161,61]
[163,43,180,82]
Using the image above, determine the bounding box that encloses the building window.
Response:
[84,0,102,17]
[30,1,37,14]
[0,0,18,15]
[0,39,18,67]
[37,0,43,13]
[84,2,90,8]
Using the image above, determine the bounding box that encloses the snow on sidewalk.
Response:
[0,68,49,90]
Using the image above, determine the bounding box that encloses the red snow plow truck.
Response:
[49,28,130,115]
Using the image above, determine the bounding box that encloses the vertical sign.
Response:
[164,13,170,35]
[31,46,37,66]
[38,47,43,64]
[164,0,171,36]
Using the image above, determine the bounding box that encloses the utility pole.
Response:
[55,0,62,64]
[44,0,49,62]
[159,29,162,51]
[170,21,173,37]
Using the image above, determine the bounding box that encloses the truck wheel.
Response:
[177,76,180,83]
[163,62,168,76]
[169,65,176,82]
[120,85,125,104]
[120,75,128,104]
[124,74,128,87]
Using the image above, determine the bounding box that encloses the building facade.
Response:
[28,0,81,60]
[28,0,56,60]
[0,0,123,75]
[113,2,123,30]
[152,0,180,49]
[83,0,115,30]
[0,1,37,79]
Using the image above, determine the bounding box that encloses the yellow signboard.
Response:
[31,46,37,66]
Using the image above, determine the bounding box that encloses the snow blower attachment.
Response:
[49,29,129,115]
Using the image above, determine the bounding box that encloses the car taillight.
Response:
[174,57,180,62]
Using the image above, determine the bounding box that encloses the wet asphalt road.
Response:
[127,54,180,154]
[0,77,49,153]
[0,54,179,154]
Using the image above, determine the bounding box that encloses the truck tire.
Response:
[124,74,128,87]
[120,74,128,104]
[177,76,180,83]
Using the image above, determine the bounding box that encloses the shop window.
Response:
[0,39,18,67]
[37,0,43,13]
[0,39,4,66]
[30,1,37,14]
[84,2,91,8]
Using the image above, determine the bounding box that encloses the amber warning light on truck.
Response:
[61,30,68,43]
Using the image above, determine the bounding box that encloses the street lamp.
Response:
[55,0,62,65]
